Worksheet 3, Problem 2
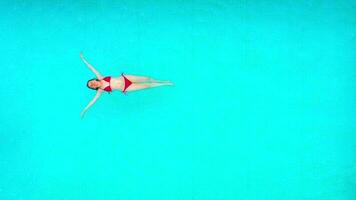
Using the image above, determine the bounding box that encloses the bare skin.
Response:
[80,52,172,118]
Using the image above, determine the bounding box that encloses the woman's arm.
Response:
[80,52,103,79]
[81,90,103,118]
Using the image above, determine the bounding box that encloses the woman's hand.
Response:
[80,90,102,119]
[80,110,87,119]
[80,52,103,79]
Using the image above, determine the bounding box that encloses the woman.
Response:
[80,53,172,118]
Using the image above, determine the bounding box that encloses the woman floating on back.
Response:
[80,52,172,118]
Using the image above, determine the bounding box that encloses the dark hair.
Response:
[87,78,100,90]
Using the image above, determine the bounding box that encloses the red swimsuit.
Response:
[102,73,132,93]
[102,76,112,92]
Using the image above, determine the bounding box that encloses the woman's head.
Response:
[87,78,101,90]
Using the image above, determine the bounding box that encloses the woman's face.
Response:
[88,80,101,89]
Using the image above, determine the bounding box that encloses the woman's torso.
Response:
[100,76,125,92]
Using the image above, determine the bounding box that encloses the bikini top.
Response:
[102,76,112,92]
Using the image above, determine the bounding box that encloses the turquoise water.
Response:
[0,0,355,199]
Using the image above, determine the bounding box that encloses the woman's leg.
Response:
[125,75,171,83]
[124,75,153,82]
[125,82,172,92]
